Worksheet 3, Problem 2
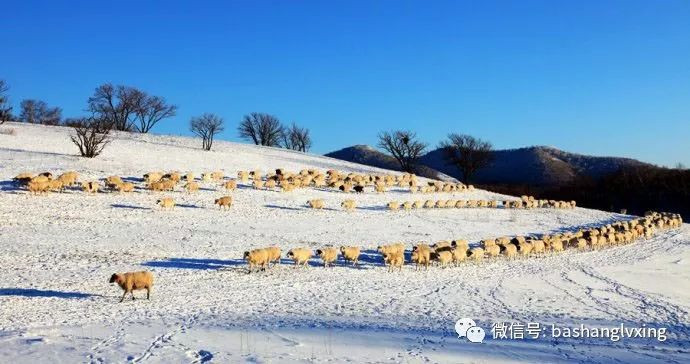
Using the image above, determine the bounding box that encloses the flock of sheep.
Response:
[9,169,684,301]
[12,168,474,211]
[243,211,682,273]
[380,195,576,211]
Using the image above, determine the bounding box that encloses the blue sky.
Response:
[4,0,689,166]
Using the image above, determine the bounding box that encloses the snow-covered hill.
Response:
[0,123,688,363]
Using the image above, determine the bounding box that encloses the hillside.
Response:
[324,144,446,180]
[327,144,651,186]
[0,123,688,363]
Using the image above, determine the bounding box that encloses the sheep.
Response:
[286,248,312,267]
[81,181,99,194]
[531,240,546,254]
[431,241,452,251]
[424,200,436,208]
[57,171,78,186]
[109,271,153,302]
[253,180,265,190]
[210,171,224,181]
[156,197,175,209]
[451,239,470,251]
[144,172,163,184]
[410,244,431,270]
[431,248,453,267]
[341,199,356,211]
[116,182,135,193]
[480,239,496,249]
[46,179,65,193]
[455,200,467,208]
[105,176,124,190]
[501,243,518,259]
[184,173,195,182]
[149,179,175,192]
[316,247,339,267]
[163,172,181,184]
[244,249,270,273]
[485,244,501,258]
[377,243,405,257]
[413,200,425,209]
[307,199,325,209]
[281,182,296,193]
[38,172,53,179]
[339,246,361,266]
[265,179,277,190]
[468,247,484,262]
[451,246,468,266]
[263,246,282,267]
[382,250,404,272]
[387,201,400,211]
[353,185,365,193]
[238,171,249,183]
[374,183,386,193]
[31,175,51,184]
[224,180,237,191]
[214,196,233,209]
[435,200,447,208]
[339,183,353,193]
[517,242,533,257]
[184,181,200,193]
[550,238,564,253]
[13,172,34,185]
[27,180,50,195]
[575,238,589,251]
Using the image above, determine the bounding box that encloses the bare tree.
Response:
[238,112,283,146]
[134,95,177,133]
[281,123,312,152]
[88,83,145,131]
[69,117,111,158]
[190,113,224,151]
[439,133,494,183]
[0,80,12,123]
[19,99,62,125]
[377,130,427,173]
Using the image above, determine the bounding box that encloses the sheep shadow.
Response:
[357,206,387,211]
[111,204,152,210]
[0,180,22,192]
[0,288,99,299]
[176,203,203,209]
[278,257,324,268]
[264,204,303,211]
[141,257,244,270]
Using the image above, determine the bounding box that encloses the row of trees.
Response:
[377,130,494,183]
[1,79,313,157]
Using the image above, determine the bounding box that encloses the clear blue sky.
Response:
[4,0,689,166]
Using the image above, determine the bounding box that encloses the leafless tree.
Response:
[439,133,494,183]
[377,130,427,173]
[281,123,312,152]
[134,95,177,133]
[238,112,283,146]
[190,113,224,151]
[19,99,62,125]
[87,83,145,131]
[0,80,12,123]
[69,117,111,158]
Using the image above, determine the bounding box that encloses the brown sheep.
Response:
[382,250,404,272]
[156,197,175,209]
[109,271,153,302]
[214,196,233,209]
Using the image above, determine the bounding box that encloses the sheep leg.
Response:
[131,291,136,300]
[120,291,128,303]
[146,288,151,300]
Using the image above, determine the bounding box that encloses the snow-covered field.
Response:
[0,122,688,363]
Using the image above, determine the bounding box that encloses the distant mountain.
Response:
[326,145,652,186]
[324,145,444,180]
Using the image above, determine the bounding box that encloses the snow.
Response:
[0,122,688,363]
